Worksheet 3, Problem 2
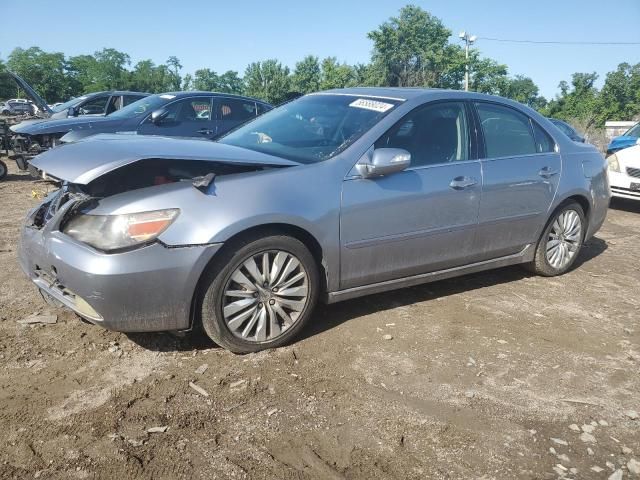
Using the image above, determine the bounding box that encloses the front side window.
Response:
[218,98,256,122]
[476,103,536,158]
[375,101,469,167]
[164,98,212,122]
[79,95,109,115]
[219,94,401,164]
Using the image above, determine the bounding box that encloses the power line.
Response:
[478,37,640,46]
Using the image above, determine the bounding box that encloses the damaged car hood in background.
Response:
[10,114,122,135]
[30,134,300,184]
[1,71,53,117]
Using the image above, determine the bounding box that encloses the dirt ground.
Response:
[0,159,639,480]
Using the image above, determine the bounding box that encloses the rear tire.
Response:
[199,234,319,353]
[526,201,585,276]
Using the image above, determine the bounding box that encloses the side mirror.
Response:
[150,108,169,124]
[68,106,79,117]
[357,148,411,178]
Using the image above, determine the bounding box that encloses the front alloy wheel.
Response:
[222,250,309,342]
[200,234,319,353]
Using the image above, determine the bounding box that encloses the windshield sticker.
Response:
[349,98,394,112]
[159,94,176,99]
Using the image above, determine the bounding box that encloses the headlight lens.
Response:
[607,154,620,172]
[63,209,179,251]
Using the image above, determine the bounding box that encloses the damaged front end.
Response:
[19,136,299,331]
[12,132,63,171]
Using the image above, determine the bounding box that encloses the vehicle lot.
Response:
[0,162,639,479]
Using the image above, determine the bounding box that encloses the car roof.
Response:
[318,87,531,105]
[83,91,151,97]
[157,91,272,105]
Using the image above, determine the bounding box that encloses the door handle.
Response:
[449,176,478,190]
[197,128,214,135]
[538,166,559,178]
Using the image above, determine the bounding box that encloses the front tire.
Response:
[0,160,7,181]
[527,201,585,276]
[199,234,319,353]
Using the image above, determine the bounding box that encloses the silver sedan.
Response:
[19,88,610,353]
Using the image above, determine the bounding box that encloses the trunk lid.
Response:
[30,134,299,184]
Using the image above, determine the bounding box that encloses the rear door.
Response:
[473,102,560,259]
[137,96,216,139]
[215,97,259,137]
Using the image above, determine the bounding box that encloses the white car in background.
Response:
[608,144,640,200]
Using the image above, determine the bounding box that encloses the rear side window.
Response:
[532,121,555,153]
[123,95,144,106]
[476,103,536,158]
[218,98,257,122]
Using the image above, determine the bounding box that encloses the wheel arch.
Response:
[187,222,328,331]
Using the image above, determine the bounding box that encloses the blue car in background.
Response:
[607,122,640,155]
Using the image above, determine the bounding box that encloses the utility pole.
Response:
[459,31,477,91]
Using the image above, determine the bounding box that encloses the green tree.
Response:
[244,59,291,104]
[165,56,182,90]
[129,60,175,93]
[320,57,354,90]
[7,47,69,102]
[292,55,321,93]
[193,68,219,91]
[597,62,640,123]
[544,73,600,128]
[367,5,454,87]
[217,70,243,94]
[498,75,545,108]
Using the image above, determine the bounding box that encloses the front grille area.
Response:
[627,167,640,178]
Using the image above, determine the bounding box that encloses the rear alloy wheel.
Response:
[200,235,319,353]
[0,160,7,181]
[528,201,585,276]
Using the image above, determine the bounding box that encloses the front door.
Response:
[340,101,481,289]
[473,102,561,259]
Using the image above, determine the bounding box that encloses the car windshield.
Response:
[219,94,402,164]
[50,95,92,113]
[625,123,640,137]
[107,94,172,119]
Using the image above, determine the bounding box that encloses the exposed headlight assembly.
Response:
[63,209,179,251]
[607,154,620,172]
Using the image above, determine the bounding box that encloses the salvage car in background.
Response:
[548,118,585,143]
[10,92,272,170]
[607,144,640,201]
[607,122,640,155]
[1,100,35,116]
[45,91,150,120]
[19,88,610,353]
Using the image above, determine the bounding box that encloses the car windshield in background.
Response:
[107,94,171,119]
[50,95,89,113]
[219,94,401,164]
[625,123,640,137]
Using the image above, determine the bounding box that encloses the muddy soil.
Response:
[1,161,639,479]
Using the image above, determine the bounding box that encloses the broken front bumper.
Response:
[18,222,221,332]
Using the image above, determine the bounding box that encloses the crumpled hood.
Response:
[30,134,299,184]
[10,115,122,135]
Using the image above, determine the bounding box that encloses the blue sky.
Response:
[1,0,638,98]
